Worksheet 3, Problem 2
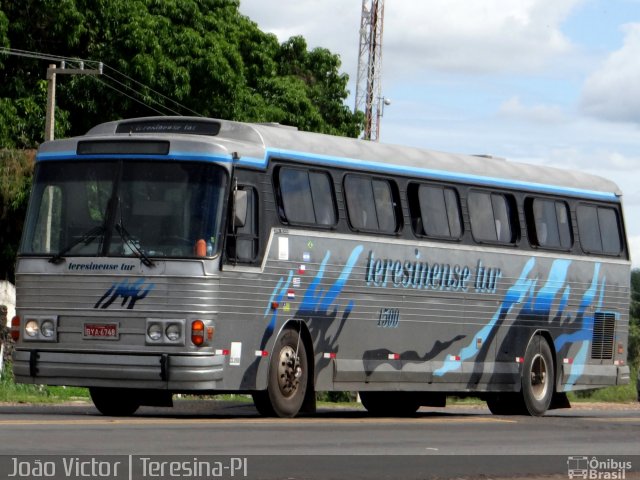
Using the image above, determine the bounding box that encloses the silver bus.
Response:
[12,117,631,417]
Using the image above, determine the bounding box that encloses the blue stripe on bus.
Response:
[252,148,620,201]
[36,147,619,201]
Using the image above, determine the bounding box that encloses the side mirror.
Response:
[233,189,248,229]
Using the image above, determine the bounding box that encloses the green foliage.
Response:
[0,81,70,148]
[0,0,362,142]
[316,391,357,403]
[0,10,7,52]
[0,149,34,281]
[568,366,638,403]
[0,361,89,403]
[628,269,640,368]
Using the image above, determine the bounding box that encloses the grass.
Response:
[0,361,89,404]
[569,365,639,404]
[1,361,637,405]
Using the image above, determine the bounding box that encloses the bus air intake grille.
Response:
[591,312,615,360]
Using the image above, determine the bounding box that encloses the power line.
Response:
[100,72,184,116]
[0,47,202,117]
[91,76,171,117]
[100,63,202,117]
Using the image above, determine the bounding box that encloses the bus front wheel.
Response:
[89,387,141,416]
[252,328,308,418]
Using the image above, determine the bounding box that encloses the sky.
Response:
[238,0,640,266]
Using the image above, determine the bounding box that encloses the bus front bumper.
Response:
[12,349,225,391]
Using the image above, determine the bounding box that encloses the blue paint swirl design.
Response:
[262,245,363,338]
[434,257,537,376]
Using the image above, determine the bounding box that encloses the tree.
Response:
[0,149,34,282]
[0,0,363,143]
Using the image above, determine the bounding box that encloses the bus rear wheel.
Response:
[360,392,420,417]
[521,336,554,416]
[252,328,308,418]
[89,387,141,416]
[487,336,555,416]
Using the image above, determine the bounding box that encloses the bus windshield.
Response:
[21,160,228,260]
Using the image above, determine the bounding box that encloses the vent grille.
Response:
[591,312,615,360]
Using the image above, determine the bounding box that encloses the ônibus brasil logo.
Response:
[567,456,632,479]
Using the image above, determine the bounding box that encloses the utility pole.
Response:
[354,0,385,141]
[45,61,103,141]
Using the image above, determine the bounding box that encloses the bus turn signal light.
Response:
[191,320,205,346]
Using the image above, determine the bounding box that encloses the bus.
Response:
[11,116,631,417]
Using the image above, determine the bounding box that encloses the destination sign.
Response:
[115,120,221,136]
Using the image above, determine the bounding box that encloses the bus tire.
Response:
[521,335,554,416]
[89,387,141,416]
[359,392,420,417]
[254,328,308,418]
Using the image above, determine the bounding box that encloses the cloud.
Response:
[580,23,640,123]
[384,0,582,75]
[239,0,584,80]
[498,96,567,123]
[543,146,640,173]
[239,0,360,72]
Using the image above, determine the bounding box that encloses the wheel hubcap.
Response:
[530,354,548,400]
[277,346,301,397]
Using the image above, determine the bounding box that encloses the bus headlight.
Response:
[148,323,163,341]
[40,320,56,338]
[25,320,39,337]
[165,324,181,342]
[145,319,186,345]
[22,316,58,342]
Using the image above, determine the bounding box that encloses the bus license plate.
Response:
[83,323,119,340]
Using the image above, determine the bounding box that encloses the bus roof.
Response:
[38,116,621,201]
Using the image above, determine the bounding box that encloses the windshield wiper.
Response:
[48,225,105,264]
[115,223,155,267]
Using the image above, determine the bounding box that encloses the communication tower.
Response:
[354,0,385,141]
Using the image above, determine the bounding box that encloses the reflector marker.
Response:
[388,353,400,360]
[215,349,230,356]
[515,357,524,364]
[323,352,337,359]
[10,316,20,342]
[448,355,461,361]
[255,350,269,357]
[614,360,625,366]
[563,358,574,365]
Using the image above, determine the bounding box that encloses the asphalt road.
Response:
[0,400,638,479]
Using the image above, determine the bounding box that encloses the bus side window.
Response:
[344,175,398,233]
[577,204,622,255]
[227,186,258,262]
[277,167,336,226]
[526,198,573,250]
[468,191,517,244]
[409,183,462,239]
